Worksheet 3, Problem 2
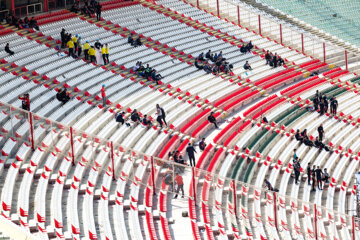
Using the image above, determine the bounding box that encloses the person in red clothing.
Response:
[101,84,106,106]
[174,173,184,199]
[19,93,30,111]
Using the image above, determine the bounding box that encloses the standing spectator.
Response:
[67,38,74,57]
[208,112,218,129]
[199,138,206,151]
[77,36,82,57]
[160,105,167,126]
[317,124,324,142]
[173,173,184,199]
[306,162,311,185]
[319,99,325,115]
[186,143,197,167]
[156,104,164,127]
[311,165,316,191]
[19,93,30,111]
[89,46,96,63]
[315,166,323,190]
[272,53,278,68]
[293,158,301,184]
[101,44,107,65]
[128,34,134,45]
[265,50,271,65]
[101,84,106,106]
[60,29,66,48]
[96,3,102,21]
[72,34,78,52]
[83,41,90,60]
[313,95,319,111]
[4,43,14,55]
[330,96,338,115]
[29,17,39,31]
[323,95,329,113]
[104,43,109,64]
[293,149,297,160]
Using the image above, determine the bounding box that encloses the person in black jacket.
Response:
[311,165,316,191]
[208,112,218,128]
[95,3,102,21]
[272,53,278,68]
[306,162,311,185]
[330,96,338,115]
[315,166,323,190]
[115,111,125,125]
[186,143,197,167]
[130,109,140,123]
[317,124,324,142]
[56,89,70,104]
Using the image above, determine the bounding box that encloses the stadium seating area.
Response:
[0,0,360,239]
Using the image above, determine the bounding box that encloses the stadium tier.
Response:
[0,0,360,239]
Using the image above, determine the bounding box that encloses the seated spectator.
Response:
[199,138,206,151]
[303,135,314,147]
[203,62,212,74]
[205,50,211,59]
[5,43,14,55]
[198,52,204,61]
[264,179,273,191]
[213,53,218,62]
[142,114,151,126]
[151,69,163,82]
[314,137,329,151]
[132,61,141,72]
[245,41,253,52]
[194,58,203,70]
[262,116,268,123]
[240,44,247,53]
[56,89,70,104]
[295,129,303,142]
[243,61,252,70]
[177,155,184,165]
[277,55,285,66]
[70,3,80,13]
[115,111,129,126]
[130,109,140,123]
[128,34,134,45]
[208,111,218,129]
[322,168,330,183]
[134,37,142,47]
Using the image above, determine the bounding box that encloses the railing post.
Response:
[232,179,237,218]
[280,24,282,45]
[323,42,326,63]
[352,215,356,240]
[70,127,75,166]
[345,50,348,71]
[314,204,318,240]
[151,156,156,195]
[258,15,261,35]
[273,191,278,230]
[192,167,196,203]
[28,112,35,151]
[301,33,304,54]
[237,5,240,26]
[111,141,115,180]
[216,0,219,17]
[11,0,15,15]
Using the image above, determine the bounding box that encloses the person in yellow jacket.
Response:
[67,39,74,57]
[83,41,90,60]
[72,34,78,51]
[101,43,109,65]
[77,36,82,57]
[88,46,96,63]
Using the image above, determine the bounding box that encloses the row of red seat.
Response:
[158,135,179,159]
[102,1,139,11]
[262,71,302,90]
[288,78,327,98]
[180,108,210,134]
[243,94,277,118]
[223,90,259,112]
[323,68,349,79]
[223,120,251,147]
[145,168,160,240]
[300,60,328,72]
[37,12,77,26]
[214,86,250,108]
[280,76,319,95]
[34,9,69,21]
[254,68,294,86]
[213,116,241,144]
[0,29,13,36]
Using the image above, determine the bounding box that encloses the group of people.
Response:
[307,162,330,191]
[265,50,285,68]
[195,50,233,75]
[239,41,254,54]
[132,62,164,84]
[312,90,338,115]
[127,34,142,47]
[70,0,102,21]
[115,104,167,129]
[5,15,39,31]
[61,29,110,64]
[295,127,330,151]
